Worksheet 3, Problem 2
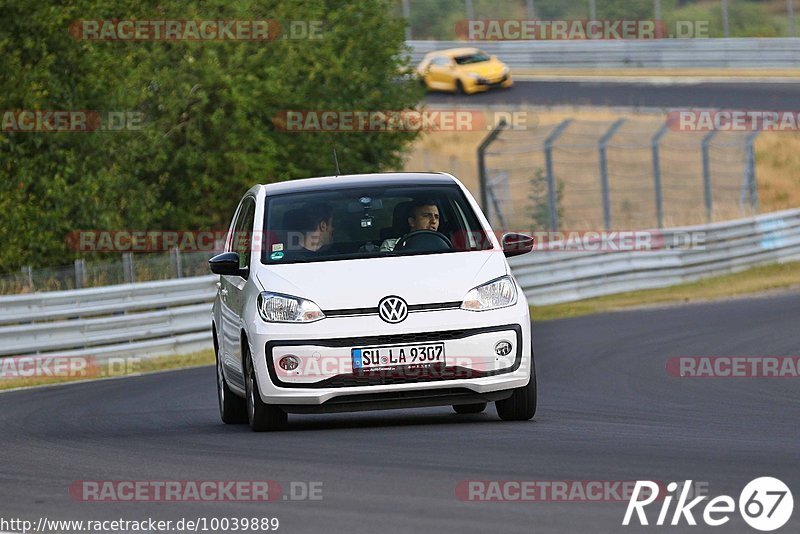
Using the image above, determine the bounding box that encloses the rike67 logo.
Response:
[624,478,793,531]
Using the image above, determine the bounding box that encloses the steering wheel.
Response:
[395,230,453,251]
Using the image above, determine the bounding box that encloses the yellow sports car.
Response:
[417,48,513,95]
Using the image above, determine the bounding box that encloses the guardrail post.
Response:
[701,130,718,222]
[544,119,572,231]
[74,259,86,289]
[598,119,625,230]
[478,118,507,213]
[744,131,760,212]
[171,247,183,278]
[122,253,135,284]
[651,123,669,229]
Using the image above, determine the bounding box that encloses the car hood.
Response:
[255,251,508,310]
[455,60,506,77]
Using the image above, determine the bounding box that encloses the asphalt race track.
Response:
[2,293,799,534]
[425,80,800,109]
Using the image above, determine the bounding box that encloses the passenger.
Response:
[285,202,334,257]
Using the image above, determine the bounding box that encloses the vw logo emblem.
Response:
[378,296,408,324]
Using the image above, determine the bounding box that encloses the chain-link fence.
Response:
[479,118,758,232]
[0,250,214,295]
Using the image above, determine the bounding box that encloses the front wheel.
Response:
[244,346,288,432]
[216,342,247,424]
[496,356,537,421]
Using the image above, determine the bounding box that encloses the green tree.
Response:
[0,0,423,271]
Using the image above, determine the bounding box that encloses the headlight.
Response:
[257,292,325,323]
[461,276,517,311]
[502,66,510,76]
[466,72,481,79]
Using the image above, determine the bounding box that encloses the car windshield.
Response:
[260,184,493,265]
[454,52,490,65]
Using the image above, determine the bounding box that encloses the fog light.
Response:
[279,355,300,371]
[495,341,512,356]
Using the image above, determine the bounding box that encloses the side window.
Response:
[230,197,256,269]
[433,56,451,67]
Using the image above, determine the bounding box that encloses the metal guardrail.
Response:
[510,208,800,305]
[0,276,218,360]
[1,208,799,361]
[407,39,800,69]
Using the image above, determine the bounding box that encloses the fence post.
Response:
[744,131,760,212]
[701,130,717,222]
[402,0,411,40]
[122,252,135,284]
[598,119,625,231]
[22,265,33,290]
[74,258,86,289]
[486,171,509,230]
[543,119,572,231]
[477,118,507,213]
[651,123,669,229]
[171,247,183,278]
[527,0,536,18]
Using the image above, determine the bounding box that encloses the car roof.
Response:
[262,172,458,196]
[431,48,482,58]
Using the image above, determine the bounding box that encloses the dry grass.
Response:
[403,108,800,223]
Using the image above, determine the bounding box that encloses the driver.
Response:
[380,199,440,251]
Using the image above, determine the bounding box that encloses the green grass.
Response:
[532,261,800,322]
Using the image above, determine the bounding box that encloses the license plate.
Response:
[352,343,445,371]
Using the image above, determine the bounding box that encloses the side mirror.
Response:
[209,251,247,277]
[501,233,534,257]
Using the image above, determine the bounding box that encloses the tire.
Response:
[453,402,487,414]
[244,345,288,432]
[216,338,247,424]
[496,351,537,421]
[455,79,465,95]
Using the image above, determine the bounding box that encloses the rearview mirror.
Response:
[501,233,534,257]
[209,252,247,277]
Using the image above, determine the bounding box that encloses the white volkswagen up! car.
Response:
[210,172,536,431]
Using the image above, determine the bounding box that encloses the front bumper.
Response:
[247,301,532,406]
[467,74,514,92]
